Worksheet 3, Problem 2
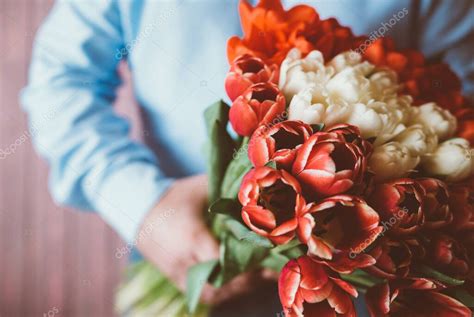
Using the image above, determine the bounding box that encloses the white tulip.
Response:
[288,89,406,145]
[388,95,413,124]
[328,51,373,76]
[288,85,349,125]
[279,48,333,102]
[369,69,399,98]
[393,124,438,156]
[282,49,440,154]
[408,103,457,141]
[341,103,402,144]
[369,142,420,182]
[326,67,372,104]
[288,86,327,124]
[421,138,474,182]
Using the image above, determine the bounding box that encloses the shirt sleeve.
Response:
[20,0,174,243]
[417,0,474,102]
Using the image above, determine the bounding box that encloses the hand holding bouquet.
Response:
[118,1,474,316]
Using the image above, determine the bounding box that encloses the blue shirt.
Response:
[21,0,474,243]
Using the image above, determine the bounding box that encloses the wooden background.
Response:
[0,1,140,316]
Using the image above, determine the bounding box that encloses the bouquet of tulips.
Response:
[117,1,474,316]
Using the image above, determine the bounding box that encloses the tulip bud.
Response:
[292,129,368,196]
[328,51,362,73]
[393,124,438,156]
[288,85,347,125]
[279,48,333,102]
[365,237,412,279]
[279,256,358,317]
[344,102,406,145]
[326,67,371,104]
[428,234,470,279]
[369,178,425,235]
[369,69,399,96]
[238,167,307,245]
[417,178,452,229]
[421,138,474,182]
[300,195,382,261]
[369,142,420,182]
[248,120,312,169]
[225,54,278,101]
[408,103,457,141]
[229,82,286,136]
[448,183,474,233]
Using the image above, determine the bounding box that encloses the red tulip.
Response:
[428,234,470,280]
[369,178,425,236]
[225,54,278,101]
[229,82,286,136]
[292,127,368,197]
[365,237,412,279]
[366,279,471,317]
[248,120,313,169]
[448,183,474,233]
[417,178,452,230]
[279,256,357,317]
[325,124,372,156]
[238,166,311,244]
[298,195,382,266]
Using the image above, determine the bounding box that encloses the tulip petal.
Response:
[308,236,333,260]
[322,252,376,274]
[279,260,301,308]
[230,96,259,136]
[366,283,391,317]
[242,205,276,231]
[301,281,333,303]
[297,256,329,290]
[327,284,356,315]
[329,277,358,298]
[296,214,315,242]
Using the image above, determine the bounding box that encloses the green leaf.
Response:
[446,288,474,308]
[204,100,229,134]
[208,198,241,219]
[416,264,465,286]
[271,239,302,254]
[186,260,219,313]
[224,218,273,248]
[261,253,290,272]
[220,137,253,199]
[281,245,305,259]
[204,100,235,203]
[213,232,270,287]
[264,160,277,169]
[340,269,384,289]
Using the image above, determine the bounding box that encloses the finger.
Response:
[192,225,220,262]
[201,271,261,305]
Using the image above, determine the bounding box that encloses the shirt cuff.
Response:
[92,161,174,243]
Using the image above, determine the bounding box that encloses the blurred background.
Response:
[0,1,142,315]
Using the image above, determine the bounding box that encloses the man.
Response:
[21,0,473,315]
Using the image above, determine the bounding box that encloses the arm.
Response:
[21,1,271,301]
[20,0,173,243]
